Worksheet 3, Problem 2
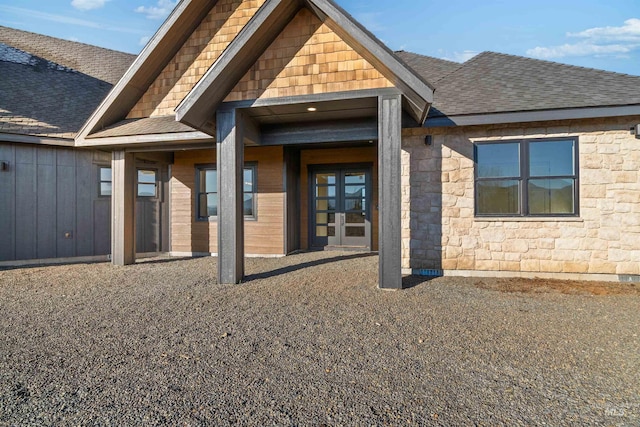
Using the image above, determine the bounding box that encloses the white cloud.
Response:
[135,0,178,20]
[527,18,640,59]
[527,43,635,59]
[0,5,146,35]
[441,50,480,63]
[569,18,640,43]
[71,0,109,11]
[139,35,151,46]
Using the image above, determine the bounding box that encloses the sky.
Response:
[1,0,639,75]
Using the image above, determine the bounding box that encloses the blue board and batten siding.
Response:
[0,143,111,262]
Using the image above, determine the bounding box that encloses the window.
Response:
[138,169,157,197]
[475,138,578,217]
[196,164,256,220]
[99,167,112,196]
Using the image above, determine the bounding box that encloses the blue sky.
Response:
[1,0,639,75]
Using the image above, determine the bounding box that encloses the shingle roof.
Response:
[88,116,197,139]
[423,51,640,118]
[0,26,135,85]
[394,51,461,84]
[0,27,135,139]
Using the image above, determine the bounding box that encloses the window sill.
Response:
[475,216,583,223]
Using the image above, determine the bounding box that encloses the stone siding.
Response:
[402,116,640,276]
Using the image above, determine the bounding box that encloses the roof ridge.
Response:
[394,49,459,66]
[481,50,640,78]
[431,51,490,84]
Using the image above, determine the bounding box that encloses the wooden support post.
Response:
[378,94,403,289]
[111,150,136,266]
[216,109,245,284]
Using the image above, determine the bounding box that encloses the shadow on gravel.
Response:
[135,256,203,265]
[402,275,439,289]
[243,252,377,282]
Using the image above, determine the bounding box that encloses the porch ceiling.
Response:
[243,96,377,125]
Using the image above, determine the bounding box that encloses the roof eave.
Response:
[423,104,640,128]
[76,0,217,144]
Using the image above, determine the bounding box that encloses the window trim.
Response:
[137,168,159,199]
[98,166,112,198]
[474,137,580,218]
[195,162,258,221]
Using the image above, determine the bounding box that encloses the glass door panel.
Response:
[311,168,371,248]
[341,172,368,246]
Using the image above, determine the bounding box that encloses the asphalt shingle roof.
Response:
[88,116,197,139]
[423,51,640,118]
[394,51,461,84]
[0,27,135,139]
[0,26,135,85]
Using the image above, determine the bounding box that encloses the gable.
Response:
[224,8,394,102]
[127,0,267,119]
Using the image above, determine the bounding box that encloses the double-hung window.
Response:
[196,164,257,220]
[99,167,112,197]
[475,138,578,217]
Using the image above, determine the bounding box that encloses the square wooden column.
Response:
[216,109,245,284]
[111,150,136,266]
[378,94,403,289]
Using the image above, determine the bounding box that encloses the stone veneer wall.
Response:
[401,116,640,278]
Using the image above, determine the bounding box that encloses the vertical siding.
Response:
[0,144,16,260]
[14,146,37,260]
[36,147,56,258]
[0,143,111,262]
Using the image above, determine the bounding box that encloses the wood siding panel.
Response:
[0,144,16,261]
[128,0,267,119]
[56,164,76,258]
[14,146,37,260]
[0,144,112,262]
[225,9,394,102]
[75,151,95,256]
[300,146,378,251]
[171,146,285,255]
[36,149,56,259]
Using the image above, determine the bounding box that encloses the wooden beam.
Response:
[378,94,403,289]
[111,150,136,265]
[216,109,245,284]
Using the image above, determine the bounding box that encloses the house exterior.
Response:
[1,0,639,287]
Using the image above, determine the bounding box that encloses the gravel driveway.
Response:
[1,251,639,426]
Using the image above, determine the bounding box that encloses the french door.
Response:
[311,166,372,249]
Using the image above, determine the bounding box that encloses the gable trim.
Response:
[175,0,301,133]
[176,0,434,132]
[301,0,434,118]
[76,0,218,143]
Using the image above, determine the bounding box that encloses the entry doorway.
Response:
[310,166,372,249]
[136,168,162,254]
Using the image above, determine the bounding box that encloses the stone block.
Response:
[500,261,521,271]
[476,260,500,270]
[442,259,458,269]
[521,259,540,272]
[616,262,640,275]
[503,240,529,253]
[588,261,616,274]
[539,260,564,273]
[563,262,589,274]
[609,248,630,262]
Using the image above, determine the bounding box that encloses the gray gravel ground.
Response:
[1,251,639,426]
